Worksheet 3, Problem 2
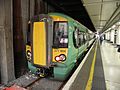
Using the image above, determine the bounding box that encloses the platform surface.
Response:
[63,40,106,90]
[82,40,120,90]
[101,41,120,90]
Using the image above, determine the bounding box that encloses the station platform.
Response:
[63,40,120,90]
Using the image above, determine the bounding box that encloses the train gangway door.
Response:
[33,22,47,66]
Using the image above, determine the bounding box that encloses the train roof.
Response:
[49,13,92,32]
[48,12,74,21]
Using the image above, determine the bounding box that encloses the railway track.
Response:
[24,78,63,90]
[24,77,41,89]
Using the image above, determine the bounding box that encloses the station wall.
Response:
[0,0,57,84]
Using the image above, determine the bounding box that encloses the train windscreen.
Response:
[53,21,68,48]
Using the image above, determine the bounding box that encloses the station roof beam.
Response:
[82,0,120,33]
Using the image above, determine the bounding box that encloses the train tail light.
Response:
[55,54,66,62]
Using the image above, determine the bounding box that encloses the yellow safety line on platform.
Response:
[85,42,98,90]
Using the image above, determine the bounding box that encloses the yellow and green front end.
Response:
[26,13,76,80]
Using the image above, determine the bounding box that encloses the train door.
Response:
[31,15,53,67]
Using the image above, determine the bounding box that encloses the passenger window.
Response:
[86,33,89,41]
[79,33,83,45]
[83,33,86,43]
[73,27,80,48]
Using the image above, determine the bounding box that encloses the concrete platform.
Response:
[63,40,120,90]
[101,41,120,90]
[63,40,106,90]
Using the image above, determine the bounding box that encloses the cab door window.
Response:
[53,22,68,48]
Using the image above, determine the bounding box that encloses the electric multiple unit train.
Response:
[26,13,95,80]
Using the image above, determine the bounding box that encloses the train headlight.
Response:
[55,54,66,62]
[55,56,60,61]
[27,50,31,60]
[64,38,68,43]
[60,38,68,43]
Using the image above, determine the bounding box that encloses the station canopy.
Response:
[82,0,120,33]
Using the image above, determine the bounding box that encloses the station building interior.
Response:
[0,0,120,90]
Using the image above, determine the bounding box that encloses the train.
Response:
[26,13,95,81]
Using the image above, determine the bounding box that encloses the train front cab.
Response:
[26,14,72,80]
